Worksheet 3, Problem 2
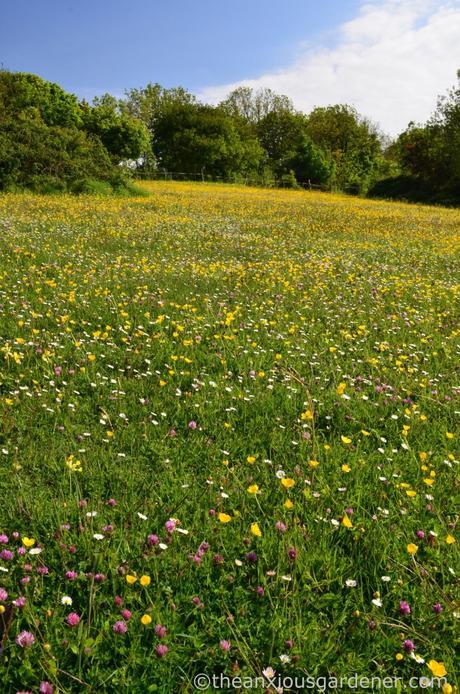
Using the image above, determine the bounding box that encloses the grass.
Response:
[0,181,458,693]
[5,177,150,198]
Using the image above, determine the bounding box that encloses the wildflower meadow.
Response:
[0,182,458,692]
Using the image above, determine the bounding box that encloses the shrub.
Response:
[279,170,299,188]
[70,178,114,195]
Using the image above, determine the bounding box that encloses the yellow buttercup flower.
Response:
[22,537,35,548]
[446,534,455,544]
[341,436,352,445]
[140,575,151,586]
[66,455,83,472]
[281,477,295,489]
[126,574,137,584]
[247,484,259,494]
[250,522,262,537]
[342,515,352,528]
[218,513,232,523]
[427,660,447,677]
[336,382,346,396]
[141,614,152,626]
[300,409,313,421]
[407,543,418,555]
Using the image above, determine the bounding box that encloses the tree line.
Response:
[0,69,458,203]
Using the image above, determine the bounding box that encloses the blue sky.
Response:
[1,0,360,98]
[1,0,459,133]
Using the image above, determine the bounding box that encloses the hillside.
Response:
[0,182,458,692]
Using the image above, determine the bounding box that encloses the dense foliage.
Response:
[371,77,460,204]
[151,102,263,178]
[0,182,458,691]
[1,69,458,202]
[0,71,149,193]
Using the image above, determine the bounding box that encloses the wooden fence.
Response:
[131,169,329,191]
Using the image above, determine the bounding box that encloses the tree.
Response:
[124,83,196,132]
[220,87,293,124]
[306,105,382,192]
[256,110,309,177]
[80,95,150,162]
[289,137,332,185]
[254,109,333,185]
[430,80,460,188]
[0,71,139,192]
[392,123,443,182]
[0,70,82,128]
[0,119,115,191]
[377,75,460,202]
[152,102,263,178]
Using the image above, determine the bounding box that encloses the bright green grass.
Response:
[0,183,458,693]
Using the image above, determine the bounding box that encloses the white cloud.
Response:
[199,0,460,135]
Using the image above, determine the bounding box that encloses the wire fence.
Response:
[131,169,329,191]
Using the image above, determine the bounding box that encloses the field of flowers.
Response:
[0,181,458,693]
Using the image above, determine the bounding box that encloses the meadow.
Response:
[0,182,458,693]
